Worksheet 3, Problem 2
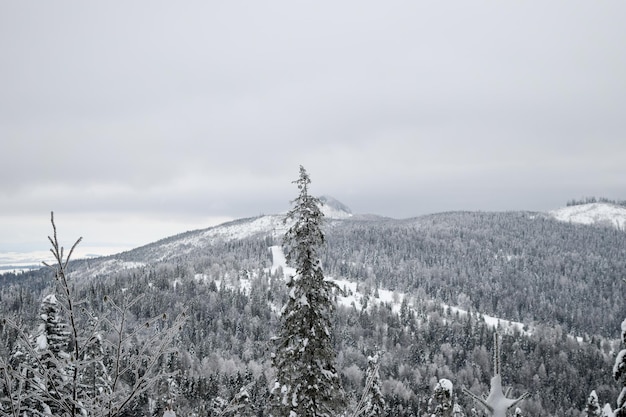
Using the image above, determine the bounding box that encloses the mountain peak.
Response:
[318,196,353,219]
[549,202,626,230]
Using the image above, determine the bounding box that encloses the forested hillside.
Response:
[322,211,626,338]
[1,207,624,416]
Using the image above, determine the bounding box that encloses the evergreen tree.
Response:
[351,352,385,417]
[270,166,344,417]
[429,379,454,417]
[2,293,71,416]
[28,294,71,415]
[585,390,602,417]
[453,403,466,417]
[37,294,70,359]
[614,318,626,417]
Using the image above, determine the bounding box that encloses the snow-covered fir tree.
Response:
[453,403,466,417]
[429,378,454,417]
[613,318,626,417]
[270,166,344,417]
[3,293,72,416]
[37,294,70,359]
[586,390,602,417]
[29,293,71,415]
[218,385,256,416]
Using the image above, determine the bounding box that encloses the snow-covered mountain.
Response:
[319,195,353,219]
[4,201,625,417]
[549,203,626,230]
[123,196,352,261]
[57,197,354,278]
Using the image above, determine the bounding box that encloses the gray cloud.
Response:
[1,1,625,250]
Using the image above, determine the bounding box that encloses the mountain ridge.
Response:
[2,201,625,417]
[49,202,626,339]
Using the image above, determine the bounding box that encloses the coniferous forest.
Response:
[1,175,626,416]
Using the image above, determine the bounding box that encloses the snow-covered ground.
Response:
[156,215,288,260]
[549,203,626,230]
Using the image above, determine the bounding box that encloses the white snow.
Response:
[320,203,352,219]
[549,203,626,230]
[602,403,614,417]
[129,199,349,265]
[319,196,353,219]
[437,378,453,394]
[194,273,210,284]
[36,333,48,350]
[270,245,295,276]
[614,349,626,377]
[445,304,531,336]
[42,293,58,305]
[160,215,288,258]
[484,375,520,417]
[618,389,626,414]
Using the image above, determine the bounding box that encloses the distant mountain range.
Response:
[3,200,625,273]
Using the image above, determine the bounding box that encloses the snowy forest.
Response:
[1,168,626,417]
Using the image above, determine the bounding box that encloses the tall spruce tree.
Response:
[614,277,626,417]
[614,318,626,417]
[270,166,344,417]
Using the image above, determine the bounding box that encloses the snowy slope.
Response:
[1,196,356,273]
[319,195,353,219]
[268,245,531,336]
[157,215,287,256]
[64,197,355,279]
[549,203,626,230]
[115,196,353,263]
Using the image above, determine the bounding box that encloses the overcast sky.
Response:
[1,1,625,254]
